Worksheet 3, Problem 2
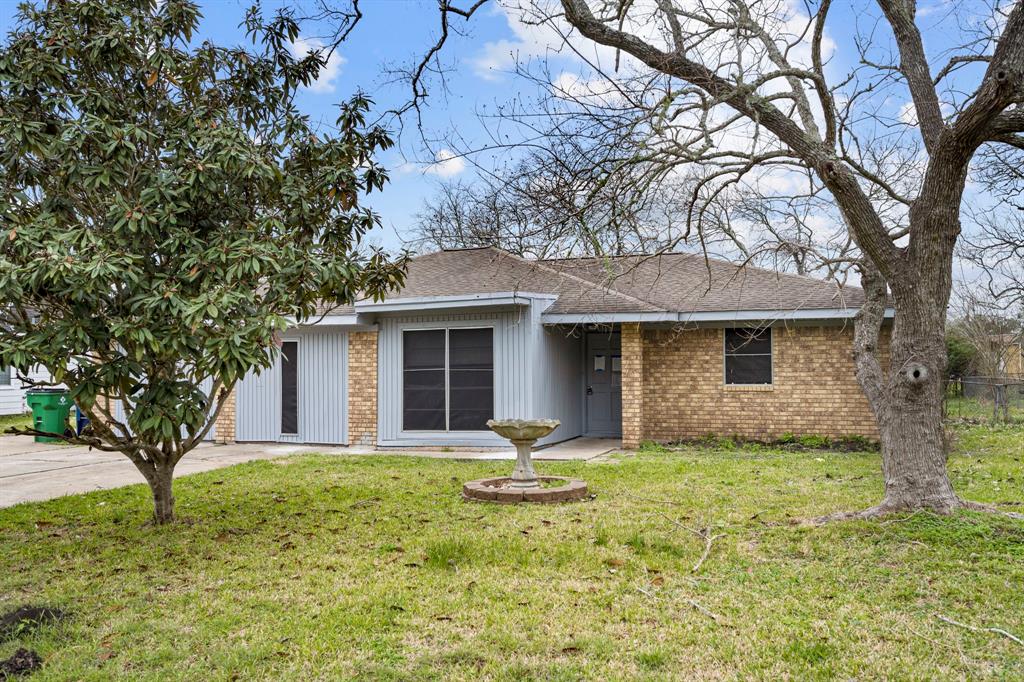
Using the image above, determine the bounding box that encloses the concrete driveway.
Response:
[0,436,619,508]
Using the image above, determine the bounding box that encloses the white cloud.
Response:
[474,39,522,81]
[290,37,346,94]
[472,2,622,80]
[899,101,919,125]
[425,149,467,177]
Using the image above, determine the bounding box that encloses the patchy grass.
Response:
[1,424,1022,680]
[0,412,31,432]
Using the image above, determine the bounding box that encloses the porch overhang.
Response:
[354,292,557,313]
[288,313,378,330]
[541,307,896,325]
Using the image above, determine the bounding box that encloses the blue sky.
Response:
[0,0,1002,274]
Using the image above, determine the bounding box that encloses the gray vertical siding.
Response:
[236,356,279,442]
[376,307,535,447]
[236,328,348,444]
[532,321,584,446]
[298,328,348,444]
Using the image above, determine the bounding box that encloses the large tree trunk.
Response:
[847,260,961,519]
[874,322,959,513]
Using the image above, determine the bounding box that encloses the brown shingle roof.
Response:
[544,253,863,314]
[383,247,663,314]
[354,246,865,316]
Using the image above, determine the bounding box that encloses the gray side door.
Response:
[585,332,622,437]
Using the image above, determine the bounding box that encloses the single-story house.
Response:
[211,247,892,449]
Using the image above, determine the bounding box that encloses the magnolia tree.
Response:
[0,0,405,523]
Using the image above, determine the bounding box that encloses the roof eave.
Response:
[542,307,895,324]
[355,292,557,313]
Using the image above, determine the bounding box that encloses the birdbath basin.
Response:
[487,418,559,488]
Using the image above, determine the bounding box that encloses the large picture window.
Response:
[724,328,772,385]
[403,328,494,431]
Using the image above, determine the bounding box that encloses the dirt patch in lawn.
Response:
[1,648,42,677]
[0,606,67,642]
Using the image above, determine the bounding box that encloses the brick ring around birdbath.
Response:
[461,419,589,504]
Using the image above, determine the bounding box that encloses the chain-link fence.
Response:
[945,376,1024,423]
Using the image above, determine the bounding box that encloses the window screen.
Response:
[448,328,494,431]
[403,330,447,430]
[724,328,772,385]
[402,328,494,431]
[281,341,299,434]
[0,367,10,386]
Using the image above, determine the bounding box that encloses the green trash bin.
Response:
[25,389,73,443]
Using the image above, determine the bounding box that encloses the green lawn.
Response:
[1,424,1022,680]
[0,411,31,432]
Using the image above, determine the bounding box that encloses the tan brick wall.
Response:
[213,385,236,444]
[633,325,888,445]
[621,323,645,448]
[347,331,378,446]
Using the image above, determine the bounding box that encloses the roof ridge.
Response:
[542,251,860,294]
[488,247,668,312]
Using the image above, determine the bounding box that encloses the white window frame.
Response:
[401,326,495,432]
[723,327,774,386]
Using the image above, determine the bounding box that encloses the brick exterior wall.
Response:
[622,324,888,447]
[347,331,378,446]
[213,386,236,444]
[621,323,645,449]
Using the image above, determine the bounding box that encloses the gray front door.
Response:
[585,332,622,437]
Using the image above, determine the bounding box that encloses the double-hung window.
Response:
[403,328,494,431]
[724,328,773,385]
[0,367,11,386]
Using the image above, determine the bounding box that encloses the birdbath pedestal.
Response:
[486,418,560,488]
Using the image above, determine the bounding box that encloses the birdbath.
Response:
[461,418,589,504]
[486,418,560,488]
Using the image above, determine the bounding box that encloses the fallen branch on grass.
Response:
[635,586,733,627]
[691,527,725,574]
[936,614,1024,647]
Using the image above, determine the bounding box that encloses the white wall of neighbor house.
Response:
[236,327,348,445]
[0,365,53,416]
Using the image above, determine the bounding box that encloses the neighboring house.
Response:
[0,365,51,416]
[211,247,893,449]
[998,335,1024,377]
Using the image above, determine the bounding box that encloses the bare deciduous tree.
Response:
[481,0,1024,518]
[317,0,1024,517]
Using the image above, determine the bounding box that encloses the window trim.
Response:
[401,325,495,433]
[280,338,300,435]
[723,327,774,386]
